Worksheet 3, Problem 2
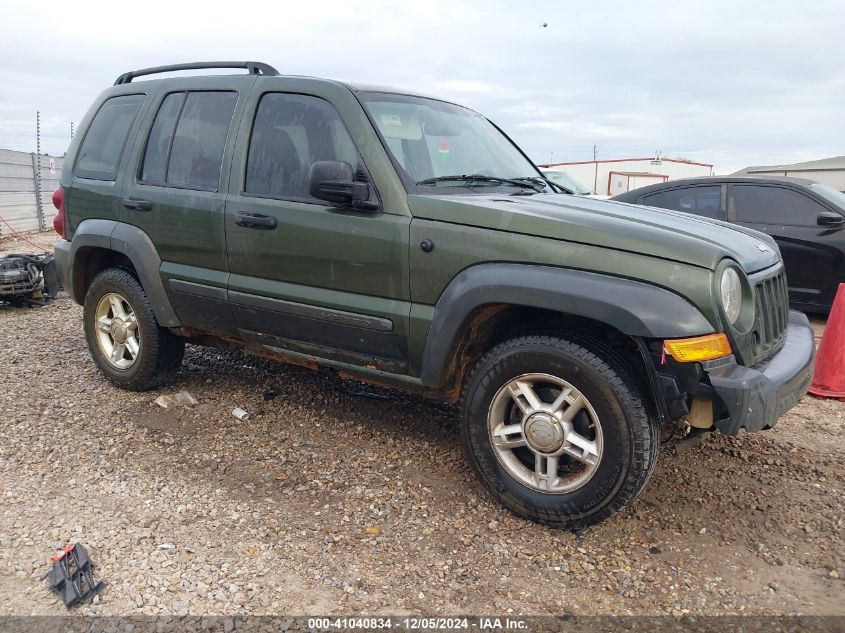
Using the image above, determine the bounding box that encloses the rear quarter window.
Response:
[75,94,145,180]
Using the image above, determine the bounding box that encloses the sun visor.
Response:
[369,103,422,140]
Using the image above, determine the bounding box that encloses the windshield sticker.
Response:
[380,113,402,127]
[439,138,450,161]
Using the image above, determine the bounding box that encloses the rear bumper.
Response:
[705,310,815,435]
[53,239,72,298]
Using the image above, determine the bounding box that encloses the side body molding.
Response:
[63,219,181,327]
[418,264,714,388]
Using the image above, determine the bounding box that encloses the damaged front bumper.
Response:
[704,310,815,435]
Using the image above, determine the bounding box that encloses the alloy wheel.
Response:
[94,292,140,370]
[487,373,604,493]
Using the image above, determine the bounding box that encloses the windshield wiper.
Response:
[531,177,573,195]
[508,176,553,192]
[416,174,544,192]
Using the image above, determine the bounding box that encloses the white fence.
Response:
[0,149,64,234]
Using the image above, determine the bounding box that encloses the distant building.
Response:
[733,156,845,191]
[538,157,714,197]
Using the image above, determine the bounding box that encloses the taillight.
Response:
[52,187,66,239]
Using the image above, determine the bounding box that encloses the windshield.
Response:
[361,92,548,192]
[809,183,845,209]
[541,170,592,195]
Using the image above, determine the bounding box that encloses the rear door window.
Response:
[729,185,824,226]
[642,192,663,206]
[75,94,145,181]
[140,91,238,191]
[140,92,184,183]
[655,186,723,218]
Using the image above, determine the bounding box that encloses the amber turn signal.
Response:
[664,333,732,362]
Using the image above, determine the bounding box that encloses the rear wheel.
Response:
[461,335,658,528]
[83,268,184,391]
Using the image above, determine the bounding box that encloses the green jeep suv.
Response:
[53,61,815,528]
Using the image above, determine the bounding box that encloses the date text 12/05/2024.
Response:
[307,617,528,630]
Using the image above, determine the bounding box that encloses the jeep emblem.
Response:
[755,243,770,252]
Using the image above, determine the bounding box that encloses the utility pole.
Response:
[34,111,44,229]
[592,144,599,194]
[550,150,554,164]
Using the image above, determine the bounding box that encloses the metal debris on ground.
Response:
[43,543,104,608]
[153,391,198,408]
[0,253,61,306]
[232,407,249,421]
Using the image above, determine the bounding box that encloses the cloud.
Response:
[0,0,842,172]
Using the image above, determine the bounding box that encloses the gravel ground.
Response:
[0,232,843,617]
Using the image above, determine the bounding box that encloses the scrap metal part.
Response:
[0,253,61,305]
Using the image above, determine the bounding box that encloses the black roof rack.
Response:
[113,61,279,85]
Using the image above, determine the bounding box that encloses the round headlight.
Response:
[720,267,742,324]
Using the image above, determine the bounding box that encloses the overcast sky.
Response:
[1,0,842,173]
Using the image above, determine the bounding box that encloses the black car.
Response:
[613,176,845,313]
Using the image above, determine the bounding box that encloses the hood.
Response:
[408,193,780,273]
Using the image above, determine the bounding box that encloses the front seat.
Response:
[246,127,304,197]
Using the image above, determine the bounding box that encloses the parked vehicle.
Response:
[540,169,610,199]
[613,176,845,314]
[53,62,814,528]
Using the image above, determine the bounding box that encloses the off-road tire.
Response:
[83,267,184,391]
[461,335,658,528]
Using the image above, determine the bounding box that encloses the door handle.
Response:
[122,197,153,211]
[235,212,277,230]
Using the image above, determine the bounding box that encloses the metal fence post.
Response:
[31,153,44,230]
[34,111,45,229]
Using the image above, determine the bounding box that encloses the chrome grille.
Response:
[754,270,789,357]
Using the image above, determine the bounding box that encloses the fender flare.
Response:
[418,263,714,388]
[66,219,181,327]
[58,218,113,302]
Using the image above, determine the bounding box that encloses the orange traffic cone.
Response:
[808,283,845,400]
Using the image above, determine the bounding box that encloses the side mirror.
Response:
[817,211,844,227]
[308,161,377,211]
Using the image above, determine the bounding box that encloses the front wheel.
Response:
[461,335,658,528]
